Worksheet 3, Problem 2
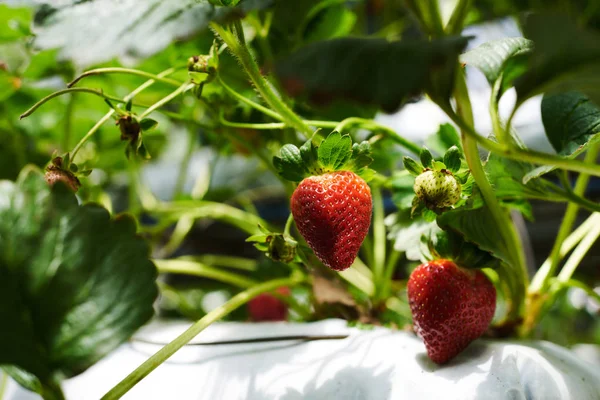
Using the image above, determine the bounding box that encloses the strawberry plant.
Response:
[1,0,600,398]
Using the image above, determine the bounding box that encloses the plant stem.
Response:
[155,259,258,288]
[71,67,180,160]
[445,107,600,176]
[173,127,197,198]
[101,276,304,400]
[529,143,600,292]
[20,87,133,119]
[68,67,183,88]
[0,373,7,400]
[182,254,257,271]
[71,111,113,160]
[284,213,294,236]
[372,186,386,296]
[63,93,75,151]
[211,23,314,138]
[151,201,266,235]
[452,71,527,320]
[217,76,283,121]
[138,82,193,119]
[379,249,402,301]
[334,117,421,155]
[558,221,600,282]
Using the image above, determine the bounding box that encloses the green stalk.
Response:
[558,221,600,282]
[155,259,258,288]
[529,143,600,292]
[20,88,133,119]
[446,108,600,176]
[217,76,283,121]
[372,186,386,296]
[68,67,183,88]
[71,67,180,160]
[182,254,257,271]
[101,275,304,400]
[334,117,421,155]
[173,127,197,198]
[379,249,402,301]
[152,201,266,235]
[211,23,313,138]
[452,71,527,320]
[63,93,75,151]
[0,373,7,400]
[138,82,193,119]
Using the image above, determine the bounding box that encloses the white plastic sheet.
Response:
[5,319,600,399]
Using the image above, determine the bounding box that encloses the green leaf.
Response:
[0,5,32,43]
[424,230,502,270]
[541,91,600,155]
[385,210,439,261]
[0,169,157,393]
[443,145,461,173]
[317,131,352,170]
[485,151,551,214]
[346,140,373,173]
[437,205,512,266]
[276,36,469,112]
[460,37,534,87]
[420,147,434,168]
[403,157,423,176]
[515,13,600,107]
[273,144,306,182]
[30,0,273,67]
[425,123,463,156]
[140,118,159,132]
[299,139,319,167]
[301,3,357,43]
[246,234,269,243]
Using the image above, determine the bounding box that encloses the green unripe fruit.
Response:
[414,169,461,209]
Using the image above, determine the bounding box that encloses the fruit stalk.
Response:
[452,70,527,322]
[211,23,313,138]
[101,275,304,400]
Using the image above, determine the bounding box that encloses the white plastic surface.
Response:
[4,319,600,400]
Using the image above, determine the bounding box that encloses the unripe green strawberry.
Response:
[407,259,496,364]
[414,169,461,209]
[291,170,372,271]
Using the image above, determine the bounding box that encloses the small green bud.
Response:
[266,234,297,263]
[414,169,461,210]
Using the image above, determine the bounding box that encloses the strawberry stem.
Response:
[211,22,314,138]
[372,186,387,299]
[101,275,305,400]
[451,69,528,323]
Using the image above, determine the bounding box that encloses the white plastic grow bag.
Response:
[4,319,600,400]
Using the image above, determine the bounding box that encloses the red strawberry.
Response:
[248,287,291,322]
[407,259,496,364]
[291,170,372,271]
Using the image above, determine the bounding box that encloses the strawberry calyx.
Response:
[273,131,374,182]
[247,225,299,264]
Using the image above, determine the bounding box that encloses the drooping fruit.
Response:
[44,165,80,192]
[248,287,291,322]
[414,169,461,209]
[407,259,496,364]
[291,170,372,271]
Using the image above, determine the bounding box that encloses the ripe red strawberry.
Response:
[248,287,291,322]
[291,170,372,271]
[407,259,496,364]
